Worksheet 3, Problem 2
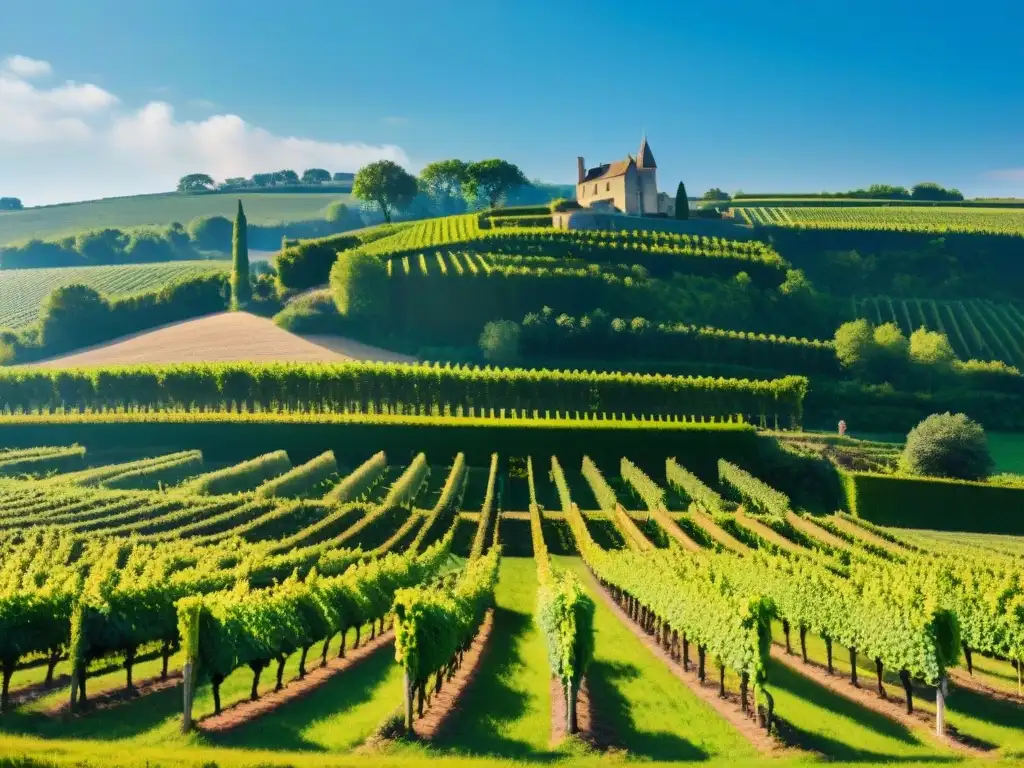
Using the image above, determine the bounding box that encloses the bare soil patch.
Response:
[550,675,604,748]
[46,672,182,716]
[411,610,494,740]
[581,568,792,756]
[7,674,72,708]
[199,630,395,733]
[31,312,413,367]
[771,644,994,755]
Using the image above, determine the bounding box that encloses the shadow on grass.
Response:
[434,606,548,759]
[211,644,396,752]
[0,683,182,741]
[586,658,709,762]
[768,661,937,761]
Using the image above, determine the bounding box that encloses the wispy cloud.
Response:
[2,54,52,78]
[0,54,411,205]
[986,168,1024,181]
[382,116,409,125]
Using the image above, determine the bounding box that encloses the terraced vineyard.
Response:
[737,205,1024,235]
[0,261,229,329]
[855,296,1024,366]
[0,434,1022,767]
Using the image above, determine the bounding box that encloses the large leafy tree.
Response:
[0,197,22,210]
[352,160,418,223]
[273,170,300,185]
[177,173,215,193]
[231,200,251,307]
[419,159,469,214]
[702,188,730,201]
[464,159,527,209]
[301,168,331,184]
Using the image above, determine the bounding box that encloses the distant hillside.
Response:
[0,191,354,246]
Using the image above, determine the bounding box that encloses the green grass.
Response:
[560,557,758,761]
[0,261,228,329]
[0,192,353,245]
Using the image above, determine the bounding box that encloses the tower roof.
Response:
[638,136,656,169]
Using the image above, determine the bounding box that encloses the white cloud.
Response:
[0,54,411,206]
[2,54,52,78]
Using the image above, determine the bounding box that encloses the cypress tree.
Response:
[675,181,689,220]
[231,200,251,307]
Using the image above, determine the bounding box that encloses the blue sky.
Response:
[1,0,1022,205]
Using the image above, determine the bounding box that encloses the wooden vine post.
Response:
[566,678,577,735]
[935,674,947,738]
[178,598,201,733]
[403,669,415,734]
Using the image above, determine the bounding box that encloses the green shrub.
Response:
[479,320,520,364]
[254,450,338,499]
[899,412,993,480]
[184,450,292,495]
[273,290,341,334]
[330,249,390,322]
[187,215,233,251]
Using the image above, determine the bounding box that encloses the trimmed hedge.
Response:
[324,450,386,504]
[254,450,338,499]
[841,470,1024,534]
[0,413,762,480]
[184,450,292,495]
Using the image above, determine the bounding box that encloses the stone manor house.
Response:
[575,136,674,216]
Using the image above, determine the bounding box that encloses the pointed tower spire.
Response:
[638,134,656,169]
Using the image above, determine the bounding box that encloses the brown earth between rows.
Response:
[46,672,183,716]
[411,610,494,740]
[948,667,1023,707]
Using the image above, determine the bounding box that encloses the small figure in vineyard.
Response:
[838,419,847,438]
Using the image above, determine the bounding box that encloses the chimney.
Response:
[577,157,586,184]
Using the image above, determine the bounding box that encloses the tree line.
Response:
[177,169,353,193]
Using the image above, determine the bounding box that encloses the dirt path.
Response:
[948,668,1023,707]
[46,672,183,716]
[199,631,395,733]
[770,644,993,756]
[581,568,792,756]
[411,610,494,740]
[31,312,414,367]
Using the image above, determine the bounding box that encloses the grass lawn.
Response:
[0,192,353,245]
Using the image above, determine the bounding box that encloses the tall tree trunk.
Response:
[825,637,833,675]
[124,647,136,691]
[322,636,331,667]
[249,661,265,701]
[299,645,310,679]
[782,619,791,654]
[740,672,750,713]
[212,674,224,715]
[339,628,348,659]
[849,647,858,686]
[698,646,706,682]
[683,635,690,671]
[354,625,361,649]
[962,644,973,675]
[899,669,913,713]
[799,626,808,663]
[0,660,13,715]
[161,640,171,681]
[875,658,886,697]
[718,664,726,698]
[275,655,286,691]
[45,649,60,688]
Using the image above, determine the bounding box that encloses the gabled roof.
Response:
[581,157,635,183]
[638,136,656,169]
